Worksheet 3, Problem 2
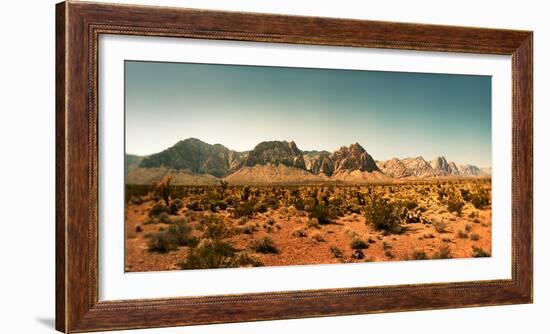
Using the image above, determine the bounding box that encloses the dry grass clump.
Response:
[472,246,490,257]
[350,238,369,250]
[433,245,453,259]
[470,187,490,209]
[330,246,343,259]
[412,250,428,260]
[433,220,449,233]
[251,236,279,254]
[147,223,198,253]
[312,233,325,242]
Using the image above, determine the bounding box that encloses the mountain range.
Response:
[126,138,490,185]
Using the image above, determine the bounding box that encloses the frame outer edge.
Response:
[56,1,534,332]
[514,32,534,302]
[55,1,68,332]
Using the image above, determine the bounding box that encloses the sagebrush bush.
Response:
[251,236,279,254]
[412,250,427,260]
[186,200,203,211]
[472,246,490,257]
[312,233,324,242]
[168,198,184,214]
[447,193,465,215]
[364,195,403,234]
[350,238,369,250]
[147,232,176,253]
[148,202,168,217]
[308,204,333,225]
[330,246,343,259]
[233,201,257,218]
[471,188,490,209]
[460,188,472,202]
[470,233,481,241]
[181,239,238,269]
[433,245,453,259]
[147,222,197,253]
[433,220,449,233]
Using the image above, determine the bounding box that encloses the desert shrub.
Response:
[208,200,228,212]
[347,204,362,214]
[181,239,238,269]
[219,180,228,199]
[147,232,176,253]
[202,218,232,240]
[293,228,307,238]
[364,196,403,234]
[465,223,472,232]
[312,233,324,242]
[168,198,184,214]
[158,212,172,224]
[470,233,481,241]
[433,220,449,233]
[151,176,172,206]
[254,202,268,214]
[293,198,306,211]
[231,252,264,267]
[148,202,169,217]
[457,230,469,239]
[251,236,279,254]
[135,225,142,233]
[412,250,427,260]
[225,196,237,206]
[330,246,343,259]
[402,200,418,210]
[166,223,198,247]
[472,246,490,258]
[447,193,465,215]
[239,223,257,235]
[263,196,280,210]
[186,200,203,211]
[307,218,320,229]
[130,196,145,205]
[233,201,257,218]
[266,217,276,226]
[147,221,198,253]
[350,238,369,250]
[471,188,490,209]
[308,204,333,225]
[240,186,251,201]
[433,245,453,259]
[460,188,472,202]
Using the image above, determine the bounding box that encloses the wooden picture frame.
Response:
[56,1,533,332]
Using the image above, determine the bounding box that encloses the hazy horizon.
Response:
[125,61,492,167]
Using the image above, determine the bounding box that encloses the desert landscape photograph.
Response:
[124,60,492,272]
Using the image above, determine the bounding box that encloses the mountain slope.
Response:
[243,141,306,170]
[138,138,236,178]
[225,164,328,184]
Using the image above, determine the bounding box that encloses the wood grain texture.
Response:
[55,1,533,332]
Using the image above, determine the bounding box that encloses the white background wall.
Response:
[0,0,547,333]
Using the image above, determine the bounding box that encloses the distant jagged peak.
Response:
[244,140,306,170]
[331,142,379,173]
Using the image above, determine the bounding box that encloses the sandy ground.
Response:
[125,180,492,272]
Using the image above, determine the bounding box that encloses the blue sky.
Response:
[125,60,491,167]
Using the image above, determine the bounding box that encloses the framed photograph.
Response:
[56,1,532,332]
